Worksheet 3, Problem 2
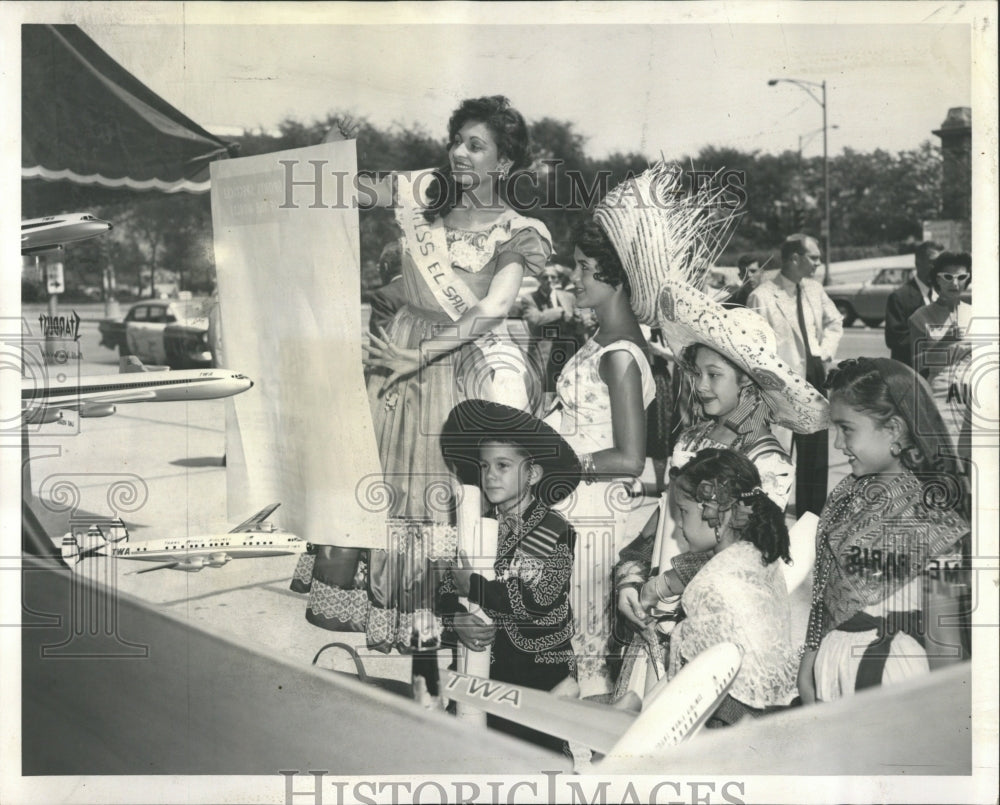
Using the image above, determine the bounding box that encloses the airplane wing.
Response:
[230,503,281,533]
[443,671,635,755]
[133,562,181,574]
[444,643,742,762]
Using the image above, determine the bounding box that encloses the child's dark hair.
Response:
[672,448,790,565]
[825,358,946,476]
[825,357,968,519]
[573,218,631,294]
[679,342,745,381]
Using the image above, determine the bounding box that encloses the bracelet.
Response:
[579,452,597,484]
[652,571,673,603]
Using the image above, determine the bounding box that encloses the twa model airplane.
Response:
[22,356,253,424]
[445,642,741,769]
[60,503,305,574]
[21,212,113,253]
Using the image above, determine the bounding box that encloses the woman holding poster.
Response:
[301,96,552,665]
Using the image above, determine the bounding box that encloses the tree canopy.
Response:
[37,111,943,300]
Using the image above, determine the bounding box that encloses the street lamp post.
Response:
[768,77,831,286]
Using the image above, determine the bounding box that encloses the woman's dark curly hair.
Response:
[423,95,533,220]
[573,218,631,293]
[671,448,790,566]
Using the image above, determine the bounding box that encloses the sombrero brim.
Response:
[657,281,829,434]
[440,399,582,505]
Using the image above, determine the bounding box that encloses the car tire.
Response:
[861,318,883,328]
[833,301,856,327]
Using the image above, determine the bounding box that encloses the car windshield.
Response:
[172,299,213,320]
[874,268,912,285]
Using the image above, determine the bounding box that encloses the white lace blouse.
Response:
[668,540,798,709]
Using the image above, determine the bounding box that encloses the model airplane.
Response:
[21,212,113,253]
[22,356,253,424]
[444,642,741,768]
[60,503,305,573]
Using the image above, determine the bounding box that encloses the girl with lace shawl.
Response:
[799,358,969,703]
[437,400,581,750]
[613,281,828,701]
[640,448,799,727]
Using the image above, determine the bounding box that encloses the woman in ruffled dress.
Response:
[299,97,553,667]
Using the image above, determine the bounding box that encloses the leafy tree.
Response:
[39,110,945,305]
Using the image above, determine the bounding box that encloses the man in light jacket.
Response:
[749,233,842,516]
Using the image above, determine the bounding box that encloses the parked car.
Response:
[825,265,972,327]
[98,299,214,368]
[824,267,917,327]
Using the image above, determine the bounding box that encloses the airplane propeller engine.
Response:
[80,403,117,418]
[24,408,64,425]
[207,553,231,568]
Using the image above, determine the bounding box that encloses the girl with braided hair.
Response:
[638,448,799,727]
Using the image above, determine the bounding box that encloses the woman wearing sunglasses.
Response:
[908,251,973,457]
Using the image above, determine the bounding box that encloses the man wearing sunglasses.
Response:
[884,240,944,366]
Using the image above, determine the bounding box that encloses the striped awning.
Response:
[22,24,237,211]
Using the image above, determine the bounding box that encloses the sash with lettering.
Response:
[805,471,968,648]
[395,169,533,411]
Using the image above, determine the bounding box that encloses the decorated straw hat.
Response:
[440,399,581,506]
[594,161,738,325]
[657,280,829,434]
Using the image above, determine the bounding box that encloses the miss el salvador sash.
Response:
[394,170,531,410]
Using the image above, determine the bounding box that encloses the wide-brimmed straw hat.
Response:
[594,161,738,326]
[440,399,581,506]
[657,280,829,434]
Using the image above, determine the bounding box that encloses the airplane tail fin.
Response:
[120,356,148,373]
[62,521,130,566]
[119,356,169,373]
[60,534,81,564]
[230,503,281,533]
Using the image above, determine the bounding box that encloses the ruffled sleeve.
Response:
[753,450,795,511]
[492,221,552,278]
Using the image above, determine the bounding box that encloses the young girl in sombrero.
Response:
[615,280,829,642]
[799,358,969,702]
[437,399,581,749]
[547,163,737,707]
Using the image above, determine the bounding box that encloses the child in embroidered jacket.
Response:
[438,399,581,747]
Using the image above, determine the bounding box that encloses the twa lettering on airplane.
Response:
[444,642,741,768]
[60,504,304,574]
